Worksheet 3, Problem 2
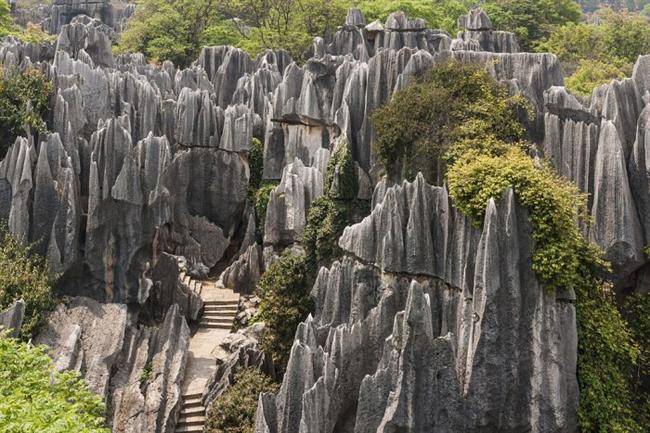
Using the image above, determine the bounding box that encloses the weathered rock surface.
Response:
[256,178,578,433]
[0,300,25,338]
[544,56,650,289]
[203,323,276,407]
[34,297,190,433]
[1,5,648,433]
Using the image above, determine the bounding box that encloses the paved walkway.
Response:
[176,279,239,433]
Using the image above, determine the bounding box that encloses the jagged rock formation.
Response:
[0,300,25,337]
[203,323,276,407]
[45,0,117,35]
[255,179,578,433]
[34,297,189,433]
[543,55,650,290]
[455,7,519,53]
[0,5,648,433]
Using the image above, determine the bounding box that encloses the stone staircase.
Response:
[175,393,205,433]
[175,280,239,433]
[200,301,238,329]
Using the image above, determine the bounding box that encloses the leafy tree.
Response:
[483,0,582,51]
[565,59,630,95]
[116,0,220,67]
[218,0,350,59]
[0,337,109,433]
[257,251,313,371]
[541,10,650,94]
[204,368,278,433]
[0,228,55,338]
[371,61,529,185]
[0,68,54,158]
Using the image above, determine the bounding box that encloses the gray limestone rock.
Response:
[0,300,26,338]
[256,179,578,433]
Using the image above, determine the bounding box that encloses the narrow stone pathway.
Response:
[175,275,239,433]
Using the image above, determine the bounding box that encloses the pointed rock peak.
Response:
[458,8,493,31]
[346,8,366,27]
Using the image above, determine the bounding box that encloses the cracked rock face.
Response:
[256,178,578,433]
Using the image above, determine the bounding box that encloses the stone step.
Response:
[180,394,203,409]
[203,304,238,311]
[175,425,204,433]
[202,315,236,322]
[177,415,206,427]
[199,323,232,330]
[180,406,205,417]
[203,299,239,306]
[201,317,233,324]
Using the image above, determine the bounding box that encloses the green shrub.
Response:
[248,138,264,193]
[623,293,650,430]
[325,139,358,200]
[257,251,313,370]
[302,196,349,268]
[483,0,582,51]
[565,59,630,96]
[0,1,14,37]
[576,284,642,433]
[0,337,109,433]
[0,68,53,158]
[253,182,277,243]
[0,228,55,338]
[447,146,606,292]
[372,60,528,185]
[204,368,278,433]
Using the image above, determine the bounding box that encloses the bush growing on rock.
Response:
[0,337,109,433]
[0,228,55,338]
[204,368,278,433]
[373,59,645,432]
[372,61,529,185]
[257,251,313,370]
[0,68,53,158]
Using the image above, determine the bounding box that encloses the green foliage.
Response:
[448,146,607,292]
[119,0,351,64]
[0,337,109,433]
[483,0,582,51]
[0,68,53,158]
[0,228,55,338]
[116,0,219,67]
[372,61,528,185]
[623,293,650,430]
[325,140,358,200]
[0,2,14,37]
[257,251,313,370]
[138,362,153,388]
[355,0,474,34]
[575,284,643,433]
[565,59,630,95]
[248,138,264,193]
[541,10,650,94]
[204,368,278,433]
[303,197,347,267]
[253,182,277,242]
[8,23,57,44]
